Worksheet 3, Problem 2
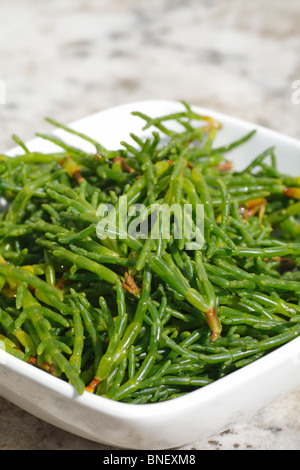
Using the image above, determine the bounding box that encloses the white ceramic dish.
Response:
[1,100,300,450]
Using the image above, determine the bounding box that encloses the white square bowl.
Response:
[1,100,300,450]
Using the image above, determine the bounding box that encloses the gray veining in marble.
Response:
[0,0,300,451]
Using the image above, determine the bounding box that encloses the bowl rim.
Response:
[5,98,300,156]
[1,334,300,419]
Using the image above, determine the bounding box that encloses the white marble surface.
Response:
[0,0,300,451]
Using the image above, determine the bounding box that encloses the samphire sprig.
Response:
[1,101,300,403]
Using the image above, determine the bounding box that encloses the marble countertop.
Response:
[0,0,300,451]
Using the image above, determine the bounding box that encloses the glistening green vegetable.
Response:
[0,102,300,403]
